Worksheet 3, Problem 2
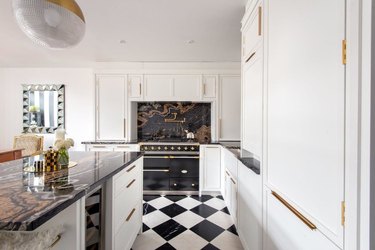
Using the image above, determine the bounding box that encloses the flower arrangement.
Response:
[53,129,74,167]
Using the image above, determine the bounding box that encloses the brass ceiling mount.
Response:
[46,0,85,22]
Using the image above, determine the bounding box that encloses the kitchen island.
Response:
[0,151,144,249]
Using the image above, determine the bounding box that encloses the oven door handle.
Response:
[144,169,170,172]
[144,156,199,159]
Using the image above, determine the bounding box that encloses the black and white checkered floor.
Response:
[132,194,244,250]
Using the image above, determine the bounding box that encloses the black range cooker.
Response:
[140,142,200,194]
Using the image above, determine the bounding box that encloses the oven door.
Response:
[143,156,170,191]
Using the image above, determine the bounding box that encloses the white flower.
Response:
[54,139,65,150]
[55,128,66,141]
[64,138,75,149]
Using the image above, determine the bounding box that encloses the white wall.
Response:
[0,68,95,151]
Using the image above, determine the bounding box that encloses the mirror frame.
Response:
[22,84,65,134]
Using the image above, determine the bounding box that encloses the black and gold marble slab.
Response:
[138,102,211,143]
[0,151,143,231]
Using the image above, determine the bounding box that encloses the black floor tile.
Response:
[227,224,238,235]
[153,219,187,241]
[142,223,150,232]
[190,195,213,202]
[143,203,157,215]
[190,204,218,218]
[221,207,230,215]
[216,195,224,200]
[143,195,161,202]
[160,204,187,218]
[201,243,220,250]
[156,242,176,250]
[164,195,186,202]
[190,220,225,242]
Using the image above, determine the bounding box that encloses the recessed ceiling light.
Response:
[187,40,195,44]
[119,40,127,44]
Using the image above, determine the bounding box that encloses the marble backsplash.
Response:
[137,102,211,143]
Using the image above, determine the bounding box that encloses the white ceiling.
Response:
[0,0,246,67]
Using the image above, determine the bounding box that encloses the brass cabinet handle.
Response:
[126,179,136,188]
[230,177,236,185]
[126,208,136,222]
[93,145,106,148]
[139,83,142,96]
[144,169,169,172]
[50,234,61,248]
[271,191,317,230]
[126,165,136,172]
[245,52,256,63]
[203,83,206,95]
[225,171,230,176]
[258,6,262,36]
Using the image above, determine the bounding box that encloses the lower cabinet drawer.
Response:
[170,178,199,191]
[114,205,142,250]
[114,177,140,234]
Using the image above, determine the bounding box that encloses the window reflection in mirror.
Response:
[23,85,65,134]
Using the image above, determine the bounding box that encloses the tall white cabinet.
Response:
[241,0,347,249]
[96,75,127,140]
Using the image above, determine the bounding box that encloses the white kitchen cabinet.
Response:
[242,1,263,61]
[200,145,221,192]
[36,198,85,250]
[266,0,345,246]
[105,157,143,250]
[242,49,263,159]
[237,161,262,250]
[219,76,241,141]
[224,169,237,224]
[86,144,139,152]
[144,75,201,101]
[202,75,217,99]
[96,76,127,140]
[128,75,143,100]
[144,75,174,101]
[264,189,341,250]
[173,75,201,101]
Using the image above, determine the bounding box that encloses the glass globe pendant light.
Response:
[12,0,86,49]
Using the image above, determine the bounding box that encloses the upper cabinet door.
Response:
[242,51,263,159]
[219,76,241,141]
[242,1,263,61]
[96,76,126,140]
[202,75,217,99]
[144,75,174,101]
[173,75,201,101]
[267,0,345,246]
[128,75,143,100]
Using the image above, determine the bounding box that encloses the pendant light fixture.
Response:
[12,0,86,49]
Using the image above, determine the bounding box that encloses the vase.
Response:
[58,147,69,167]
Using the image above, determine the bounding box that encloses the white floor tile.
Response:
[168,230,208,250]
[211,231,244,250]
[143,210,170,229]
[204,197,227,210]
[173,211,205,229]
[147,196,174,209]
[132,229,166,250]
[206,211,234,229]
[176,197,201,210]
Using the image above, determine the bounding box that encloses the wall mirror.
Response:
[22,84,65,134]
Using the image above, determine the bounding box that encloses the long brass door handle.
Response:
[126,165,136,172]
[258,6,262,36]
[126,208,136,222]
[126,179,136,188]
[271,191,317,230]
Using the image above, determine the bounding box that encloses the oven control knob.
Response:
[158,147,161,150]
[178,147,181,150]
[164,146,168,150]
[151,147,155,150]
[181,170,188,174]
[144,146,148,150]
[171,146,175,150]
[184,147,188,150]
[191,147,195,150]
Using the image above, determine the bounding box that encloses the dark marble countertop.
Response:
[0,151,143,231]
[239,157,261,175]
